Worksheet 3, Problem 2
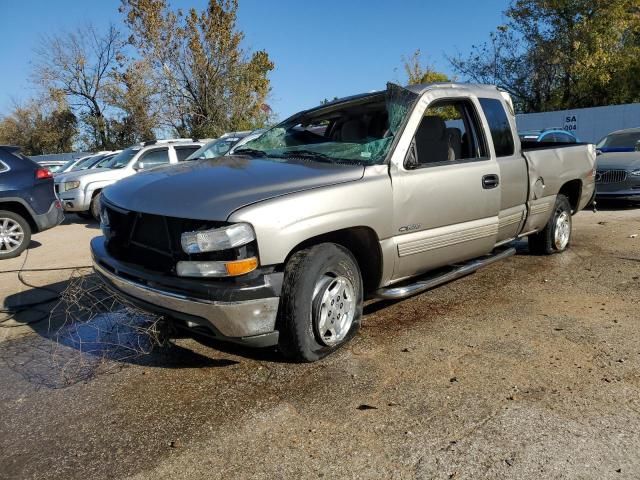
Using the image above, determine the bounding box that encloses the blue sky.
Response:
[0,0,509,119]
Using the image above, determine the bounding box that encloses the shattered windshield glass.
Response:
[236,83,417,165]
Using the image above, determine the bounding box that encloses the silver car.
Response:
[55,139,203,219]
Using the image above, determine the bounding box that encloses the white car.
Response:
[55,139,203,219]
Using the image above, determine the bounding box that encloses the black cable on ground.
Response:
[0,251,91,326]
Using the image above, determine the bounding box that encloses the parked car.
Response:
[185,132,251,160]
[519,128,578,143]
[593,129,640,201]
[92,83,596,361]
[55,139,203,220]
[0,146,64,259]
[596,128,640,153]
[35,160,68,173]
[55,151,112,175]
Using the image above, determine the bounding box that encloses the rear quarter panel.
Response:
[521,144,596,231]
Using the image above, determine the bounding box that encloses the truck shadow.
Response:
[594,199,639,211]
[0,273,244,389]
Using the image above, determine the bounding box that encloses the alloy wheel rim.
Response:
[0,218,24,253]
[313,274,356,347]
[554,211,571,250]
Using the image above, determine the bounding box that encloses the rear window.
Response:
[479,98,515,157]
[175,146,200,161]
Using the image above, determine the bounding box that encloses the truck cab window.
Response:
[478,98,515,157]
[409,99,486,167]
[137,148,169,169]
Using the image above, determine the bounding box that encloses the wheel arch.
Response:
[558,179,582,213]
[0,200,37,232]
[283,226,383,294]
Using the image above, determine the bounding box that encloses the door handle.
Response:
[482,174,500,189]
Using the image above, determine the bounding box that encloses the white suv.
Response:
[55,139,204,220]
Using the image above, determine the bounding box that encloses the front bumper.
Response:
[33,200,65,232]
[595,172,640,201]
[595,191,640,201]
[56,186,89,212]
[91,237,282,347]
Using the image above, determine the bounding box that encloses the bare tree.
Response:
[33,23,125,149]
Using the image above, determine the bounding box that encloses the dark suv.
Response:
[0,146,64,259]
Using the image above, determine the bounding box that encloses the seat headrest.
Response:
[420,116,446,141]
[341,119,367,143]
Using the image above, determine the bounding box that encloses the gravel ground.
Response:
[0,206,639,480]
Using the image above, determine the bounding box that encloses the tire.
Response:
[277,243,363,362]
[90,192,102,221]
[0,210,32,260]
[76,211,93,220]
[528,194,572,255]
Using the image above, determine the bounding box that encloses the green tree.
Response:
[120,0,275,138]
[403,49,451,85]
[449,0,640,112]
[0,94,78,155]
[105,59,159,145]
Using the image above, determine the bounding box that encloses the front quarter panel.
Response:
[228,166,393,267]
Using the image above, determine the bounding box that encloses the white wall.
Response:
[516,103,640,144]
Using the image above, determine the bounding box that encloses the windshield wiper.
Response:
[277,150,337,163]
[233,148,267,157]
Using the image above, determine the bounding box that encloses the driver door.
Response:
[390,92,501,281]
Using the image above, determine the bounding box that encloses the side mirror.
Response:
[134,161,145,171]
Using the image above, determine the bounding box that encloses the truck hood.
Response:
[55,168,127,184]
[103,156,365,220]
[596,152,640,170]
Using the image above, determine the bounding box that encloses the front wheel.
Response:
[0,210,32,259]
[90,192,102,221]
[528,194,572,255]
[277,243,363,362]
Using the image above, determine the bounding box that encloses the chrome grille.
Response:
[596,169,628,184]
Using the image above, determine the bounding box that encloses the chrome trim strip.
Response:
[376,247,516,300]
[93,261,279,338]
[498,211,524,229]
[530,203,552,215]
[398,223,498,257]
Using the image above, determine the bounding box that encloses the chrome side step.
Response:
[374,247,516,300]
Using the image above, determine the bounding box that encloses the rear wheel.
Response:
[0,210,32,259]
[277,243,363,362]
[528,194,572,255]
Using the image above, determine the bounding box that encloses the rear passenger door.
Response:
[390,93,501,280]
[478,98,528,243]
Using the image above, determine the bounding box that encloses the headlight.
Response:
[181,223,255,253]
[99,206,111,237]
[176,257,258,277]
[631,169,640,177]
[62,181,80,191]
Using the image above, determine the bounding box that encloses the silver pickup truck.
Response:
[92,83,596,362]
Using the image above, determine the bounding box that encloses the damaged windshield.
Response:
[236,84,417,165]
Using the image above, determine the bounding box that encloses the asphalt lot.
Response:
[1,205,639,480]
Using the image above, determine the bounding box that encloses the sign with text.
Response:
[563,114,578,133]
